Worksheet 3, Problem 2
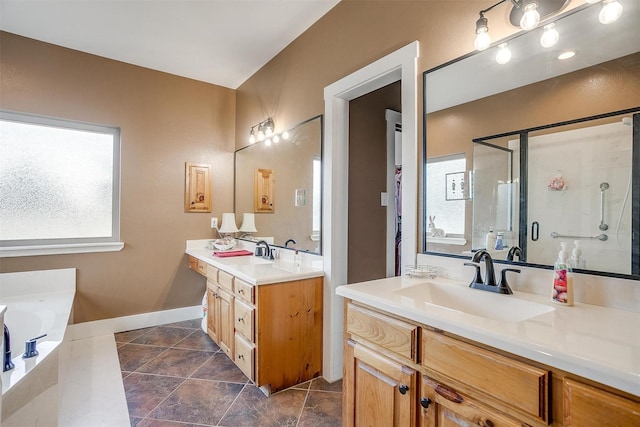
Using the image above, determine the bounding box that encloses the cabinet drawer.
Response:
[235,333,255,380]
[234,278,254,304]
[206,264,218,281]
[422,329,549,423]
[218,270,234,292]
[234,298,255,342]
[564,378,640,426]
[346,303,418,361]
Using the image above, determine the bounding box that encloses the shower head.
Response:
[622,117,632,126]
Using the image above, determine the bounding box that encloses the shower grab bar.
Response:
[599,182,609,231]
[550,232,608,241]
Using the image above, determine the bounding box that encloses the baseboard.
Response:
[67,305,202,341]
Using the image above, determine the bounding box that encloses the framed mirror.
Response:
[423,2,640,278]
[235,115,322,254]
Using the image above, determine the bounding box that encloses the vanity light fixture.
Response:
[520,1,541,30]
[598,0,623,24]
[248,117,276,144]
[540,22,559,47]
[496,43,512,64]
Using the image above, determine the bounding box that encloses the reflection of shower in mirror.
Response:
[616,117,633,250]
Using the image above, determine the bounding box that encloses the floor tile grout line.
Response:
[214,382,252,426]
[295,386,312,427]
[137,376,189,424]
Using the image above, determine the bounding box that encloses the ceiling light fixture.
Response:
[557,50,576,60]
[520,1,541,30]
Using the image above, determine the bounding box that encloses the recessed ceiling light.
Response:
[558,51,576,60]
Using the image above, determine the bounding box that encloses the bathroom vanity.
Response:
[337,275,640,426]
[186,240,323,395]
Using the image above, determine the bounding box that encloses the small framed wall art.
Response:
[185,162,212,212]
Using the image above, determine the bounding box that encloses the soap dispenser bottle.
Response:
[552,242,574,305]
[485,228,496,250]
[570,240,585,269]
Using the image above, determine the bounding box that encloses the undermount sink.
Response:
[221,256,273,265]
[394,280,554,322]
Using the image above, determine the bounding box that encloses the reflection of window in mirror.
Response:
[426,154,466,237]
[311,156,321,242]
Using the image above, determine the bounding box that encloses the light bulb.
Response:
[599,0,623,24]
[249,128,256,144]
[557,51,575,60]
[540,23,559,48]
[272,134,280,143]
[520,2,540,30]
[265,138,272,146]
[474,29,491,51]
[265,127,273,136]
[282,131,290,140]
[474,15,491,51]
[257,124,265,141]
[496,43,512,65]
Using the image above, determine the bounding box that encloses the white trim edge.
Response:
[0,242,125,258]
[67,305,202,341]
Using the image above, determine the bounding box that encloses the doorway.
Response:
[322,41,419,382]
[347,83,401,284]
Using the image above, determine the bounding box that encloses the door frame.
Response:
[322,41,419,381]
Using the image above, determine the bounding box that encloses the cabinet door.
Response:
[217,287,235,358]
[419,376,521,427]
[344,339,417,427]
[564,378,640,426]
[207,284,218,343]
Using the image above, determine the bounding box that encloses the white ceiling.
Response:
[0,0,340,89]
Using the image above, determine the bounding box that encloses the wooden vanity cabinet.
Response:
[190,256,323,394]
[345,301,550,427]
[563,378,640,426]
[343,338,418,427]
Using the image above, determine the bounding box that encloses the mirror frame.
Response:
[234,114,324,254]
[421,7,640,281]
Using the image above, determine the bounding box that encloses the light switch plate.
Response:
[211,217,218,228]
[381,192,388,206]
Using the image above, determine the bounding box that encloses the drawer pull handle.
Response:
[237,317,244,323]
[481,419,494,427]
[239,289,245,294]
[398,384,409,395]
[238,354,244,360]
[435,384,463,403]
[420,397,432,409]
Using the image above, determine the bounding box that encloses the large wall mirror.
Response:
[235,115,322,254]
[423,2,640,278]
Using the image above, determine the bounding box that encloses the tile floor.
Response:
[115,319,342,427]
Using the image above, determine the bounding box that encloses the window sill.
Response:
[0,242,125,258]
[426,236,467,246]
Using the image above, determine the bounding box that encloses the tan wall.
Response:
[235,0,583,147]
[348,82,401,283]
[0,33,236,323]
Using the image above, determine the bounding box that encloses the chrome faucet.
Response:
[464,250,519,294]
[255,240,274,260]
[4,324,15,372]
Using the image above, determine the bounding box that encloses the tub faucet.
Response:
[4,324,15,372]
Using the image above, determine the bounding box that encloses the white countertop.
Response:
[336,275,640,397]
[186,244,324,286]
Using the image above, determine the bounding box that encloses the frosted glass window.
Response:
[426,155,466,235]
[0,111,120,246]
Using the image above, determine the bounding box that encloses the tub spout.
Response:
[4,324,15,372]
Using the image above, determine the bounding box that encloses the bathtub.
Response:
[0,268,75,427]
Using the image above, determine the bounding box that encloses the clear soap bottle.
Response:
[552,242,574,306]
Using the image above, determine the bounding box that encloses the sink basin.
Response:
[394,281,554,322]
[219,256,273,266]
